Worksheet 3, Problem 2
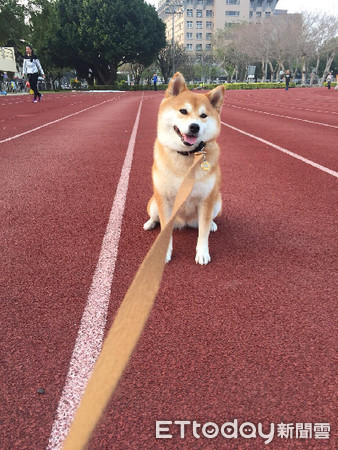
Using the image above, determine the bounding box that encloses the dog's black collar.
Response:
[177,141,206,156]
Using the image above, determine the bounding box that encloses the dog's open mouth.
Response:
[174,125,198,147]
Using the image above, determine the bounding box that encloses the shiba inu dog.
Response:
[143,72,224,265]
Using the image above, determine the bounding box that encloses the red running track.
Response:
[0,88,337,449]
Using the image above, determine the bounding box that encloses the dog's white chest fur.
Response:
[153,152,216,201]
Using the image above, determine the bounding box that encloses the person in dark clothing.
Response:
[153,73,158,91]
[22,45,45,102]
[285,70,291,91]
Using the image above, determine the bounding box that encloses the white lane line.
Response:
[226,100,338,116]
[47,95,144,449]
[0,98,117,144]
[221,121,338,178]
[223,104,338,129]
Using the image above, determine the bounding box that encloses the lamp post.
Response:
[165,0,184,75]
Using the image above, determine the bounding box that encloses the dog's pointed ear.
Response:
[207,85,225,113]
[165,72,188,98]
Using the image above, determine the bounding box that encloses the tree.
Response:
[27,0,59,55]
[262,15,299,81]
[320,36,338,84]
[26,0,65,86]
[213,28,236,79]
[0,0,28,51]
[128,62,145,85]
[213,26,251,82]
[305,13,338,85]
[212,12,337,84]
[55,0,166,85]
[157,41,188,83]
[288,12,338,85]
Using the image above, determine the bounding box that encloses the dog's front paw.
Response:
[165,248,172,263]
[143,219,158,231]
[195,248,211,265]
[165,239,173,263]
[210,221,218,232]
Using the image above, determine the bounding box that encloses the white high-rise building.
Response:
[157,0,280,53]
[249,0,279,21]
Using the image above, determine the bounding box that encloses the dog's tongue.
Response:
[183,134,197,145]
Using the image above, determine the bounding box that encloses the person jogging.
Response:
[22,45,45,103]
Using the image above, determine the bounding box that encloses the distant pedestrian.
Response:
[285,70,291,91]
[0,72,7,95]
[326,72,334,90]
[22,45,45,102]
[153,73,158,91]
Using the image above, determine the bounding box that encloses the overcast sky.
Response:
[277,0,337,15]
[145,0,338,16]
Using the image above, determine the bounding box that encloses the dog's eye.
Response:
[179,109,188,115]
[200,113,207,118]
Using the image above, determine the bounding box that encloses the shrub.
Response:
[224,82,295,90]
[87,81,299,91]
[87,85,119,90]
[87,84,167,91]
[70,78,81,89]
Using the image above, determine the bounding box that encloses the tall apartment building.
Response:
[249,0,279,21]
[157,0,279,53]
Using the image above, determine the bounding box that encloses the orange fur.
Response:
[144,72,224,265]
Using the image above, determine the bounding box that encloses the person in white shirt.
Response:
[326,72,334,90]
[22,45,45,103]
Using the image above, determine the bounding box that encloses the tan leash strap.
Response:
[62,154,204,450]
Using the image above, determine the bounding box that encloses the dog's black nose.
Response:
[189,123,200,134]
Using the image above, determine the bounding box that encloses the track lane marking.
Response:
[224,99,338,116]
[221,121,338,178]
[0,97,124,144]
[47,95,144,449]
[223,104,338,129]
